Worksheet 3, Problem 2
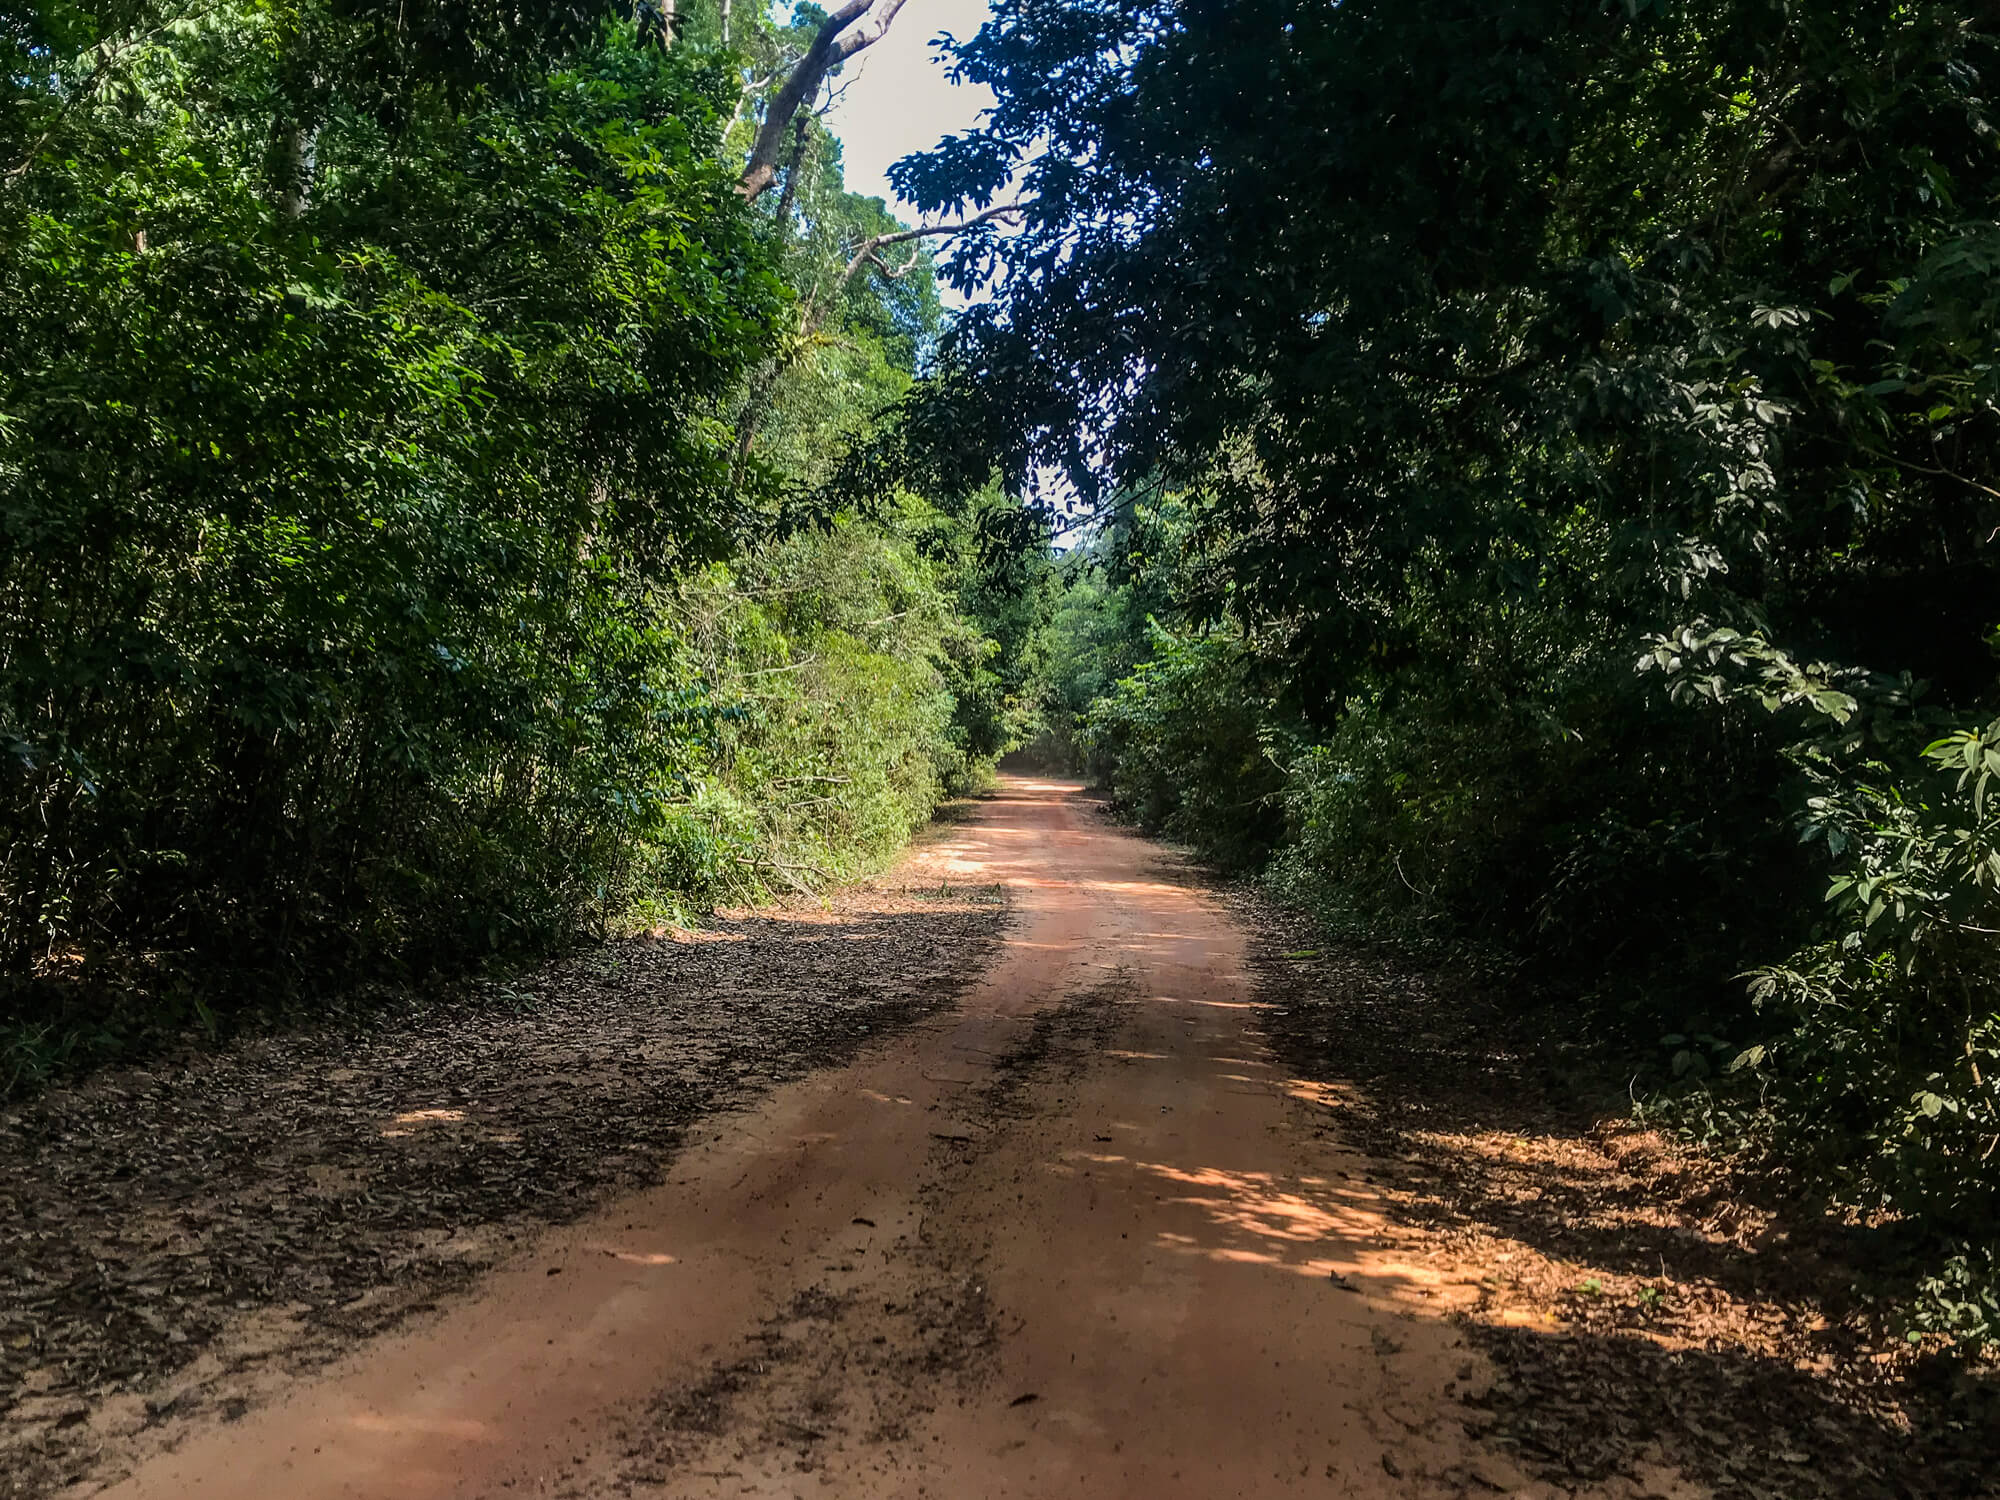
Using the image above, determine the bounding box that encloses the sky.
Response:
[817,0,1066,505]
[820,0,997,212]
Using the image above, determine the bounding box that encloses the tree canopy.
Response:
[0,0,1042,1072]
[881,0,2000,1346]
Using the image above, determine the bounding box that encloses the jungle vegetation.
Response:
[7,0,1999,1352]
[866,0,2000,1346]
[0,0,1042,1078]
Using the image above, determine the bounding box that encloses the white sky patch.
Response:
[812,0,1056,504]
[820,0,997,211]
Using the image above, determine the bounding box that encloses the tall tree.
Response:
[871,0,2000,1338]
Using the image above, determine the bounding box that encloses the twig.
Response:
[744,657,820,676]
[6,24,169,188]
[1853,441,2000,502]
[733,854,833,883]
[832,201,1027,301]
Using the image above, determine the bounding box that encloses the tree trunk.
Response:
[274,123,318,218]
[739,0,912,202]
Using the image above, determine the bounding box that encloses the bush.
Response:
[1080,626,1288,867]
[627,515,996,917]
[1724,699,2000,1339]
[0,23,777,1016]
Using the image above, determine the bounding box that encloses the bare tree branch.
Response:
[729,201,1026,483]
[828,200,1025,303]
[739,0,914,201]
[868,245,928,281]
[816,73,860,119]
[727,69,781,136]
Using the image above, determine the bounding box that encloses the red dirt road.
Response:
[91,779,1624,1500]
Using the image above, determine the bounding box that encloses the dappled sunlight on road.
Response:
[381,1107,470,1138]
[583,1244,678,1266]
[1144,993,1274,1011]
[1285,1077,1363,1110]
[1037,1139,1460,1309]
[86,774,1512,1500]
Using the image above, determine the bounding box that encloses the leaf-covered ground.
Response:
[1242,897,1999,1500]
[0,877,1006,1499]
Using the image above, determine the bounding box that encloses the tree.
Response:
[880,0,2000,1340]
[737,0,914,201]
[0,0,1043,1078]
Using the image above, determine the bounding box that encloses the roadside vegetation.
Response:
[862,0,2000,1355]
[0,0,1043,1087]
[7,0,1998,1377]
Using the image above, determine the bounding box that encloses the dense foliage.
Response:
[0,0,1032,1079]
[12,0,1999,1350]
[888,0,2000,1343]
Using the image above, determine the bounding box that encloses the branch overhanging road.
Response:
[95,778,1609,1500]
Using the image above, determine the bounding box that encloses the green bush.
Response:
[0,17,779,1014]
[1080,625,1287,868]
[617,512,999,918]
[1721,677,2000,1341]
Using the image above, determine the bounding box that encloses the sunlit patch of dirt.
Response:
[602,980,1120,1498]
[1239,894,2000,1500]
[0,869,1007,1499]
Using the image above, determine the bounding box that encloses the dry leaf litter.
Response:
[0,877,1005,1498]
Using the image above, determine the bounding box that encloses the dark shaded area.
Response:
[0,893,1005,1499]
[1239,894,2000,1500]
[1461,1327,1994,1499]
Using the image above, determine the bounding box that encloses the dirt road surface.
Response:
[86,778,1665,1500]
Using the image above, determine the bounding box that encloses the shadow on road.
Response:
[1241,896,2000,1500]
[0,893,1006,1500]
